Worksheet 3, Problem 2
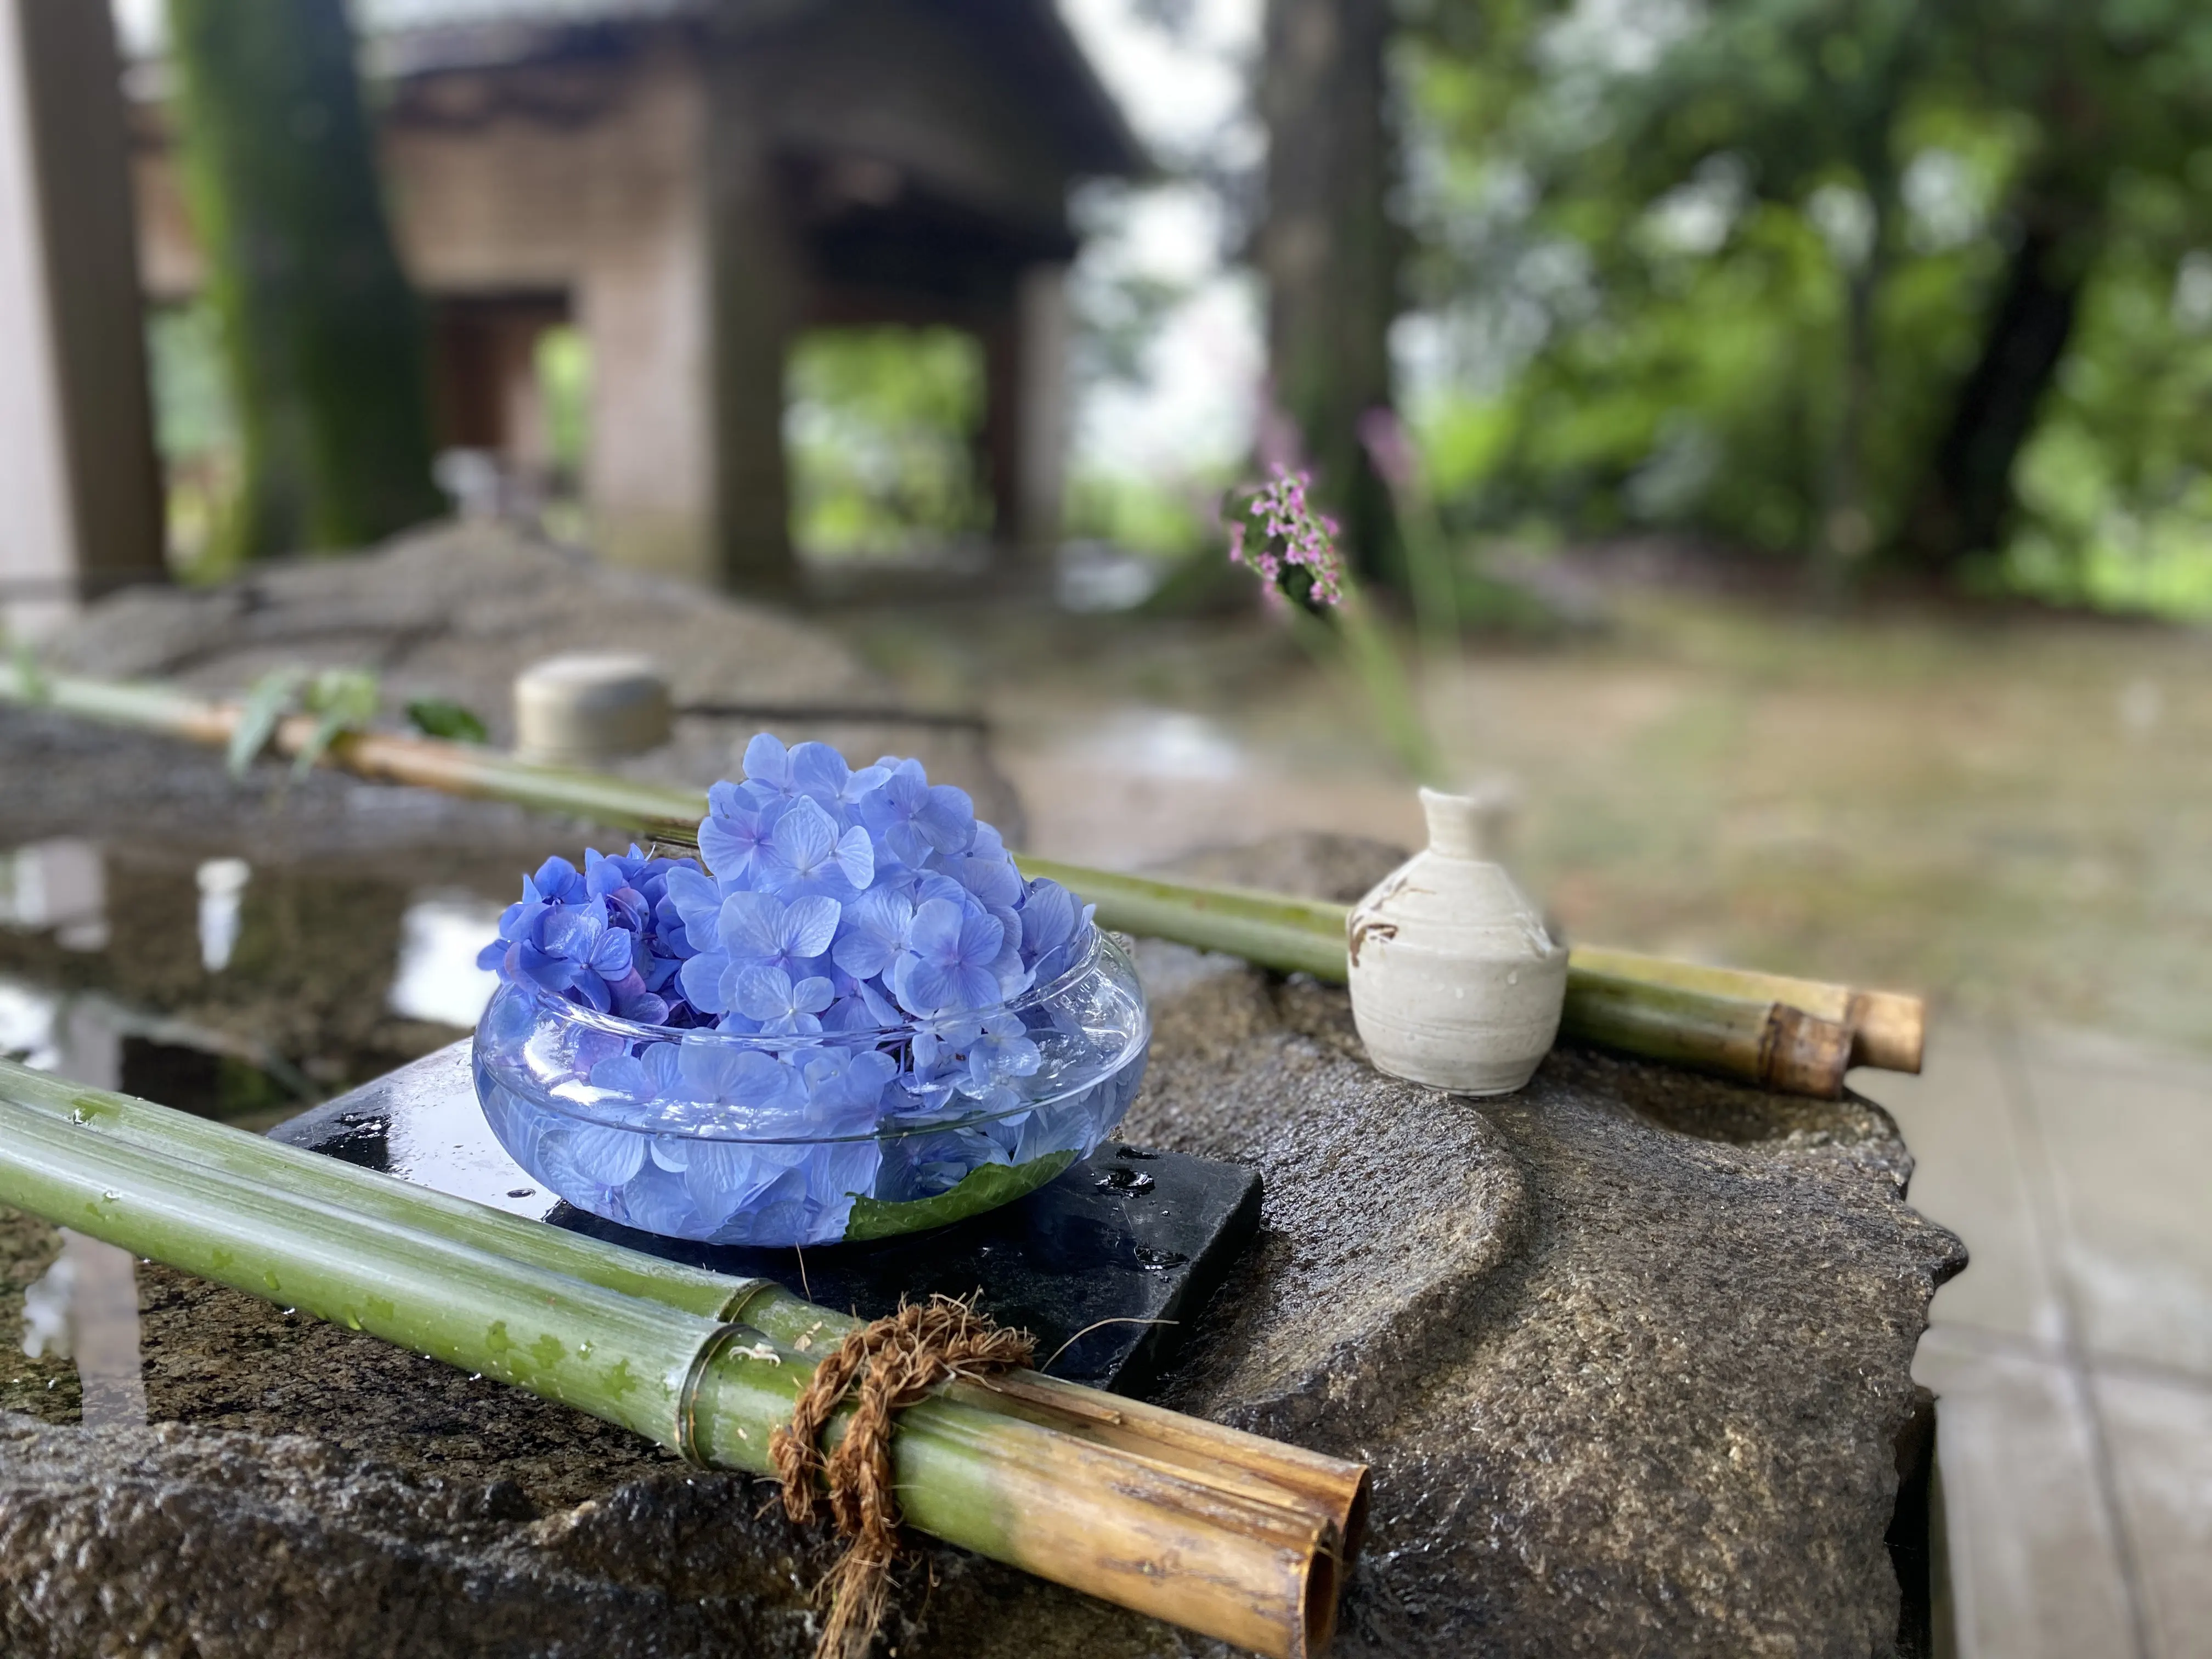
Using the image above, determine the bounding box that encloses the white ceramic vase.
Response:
[1346,787,1568,1096]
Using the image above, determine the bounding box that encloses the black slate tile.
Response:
[270,1039,1260,1394]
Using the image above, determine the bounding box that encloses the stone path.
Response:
[1857,1029,2212,1659]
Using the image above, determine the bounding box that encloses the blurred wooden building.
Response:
[127,0,1143,591]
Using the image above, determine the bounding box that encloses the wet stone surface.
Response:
[21,521,1024,844]
[0,825,1963,1656]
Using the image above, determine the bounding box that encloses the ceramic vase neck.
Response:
[1419,786,1514,862]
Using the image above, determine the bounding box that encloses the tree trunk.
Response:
[700,36,801,597]
[166,0,442,563]
[1257,0,1400,585]
[1898,207,2095,572]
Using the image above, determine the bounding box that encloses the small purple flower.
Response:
[1224,464,1346,609]
[891,898,1006,1015]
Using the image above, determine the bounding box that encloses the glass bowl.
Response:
[471,930,1149,1248]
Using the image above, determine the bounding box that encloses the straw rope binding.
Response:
[772,1296,1036,1659]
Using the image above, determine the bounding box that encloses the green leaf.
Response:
[292,668,380,776]
[840,1149,1079,1243]
[227,668,304,779]
[405,696,489,745]
[302,667,380,725]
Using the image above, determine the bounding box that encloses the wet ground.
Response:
[834,583,2212,1659]
[840,587,2212,1057]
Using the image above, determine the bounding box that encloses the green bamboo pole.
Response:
[0,668,706,831]
[0,665,1915,1090]
[1014,856,1353,980]
[0,1077,1346,1657]
[0,1058,761,1323]
[0,1091,709,1433]
[0,1059,1370,1565]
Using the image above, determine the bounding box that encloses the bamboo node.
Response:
[772,1295,1035,1659]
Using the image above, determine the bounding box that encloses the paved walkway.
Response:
[1863,1029,2212,1659]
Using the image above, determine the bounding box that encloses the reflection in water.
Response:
[0,979,64,1072]
[196,857,251,973]
[388,894,504,1028]
[0,839,108,951]
[0,975,308,1115]
[1076,709,1246,781]
[0,978,119,1086]
[20,1232,146,1429]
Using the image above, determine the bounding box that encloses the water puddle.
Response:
[1,834,535,1421]
[0,838,529,1113]
[387,893,505,1028]
[21,1232,145,1428]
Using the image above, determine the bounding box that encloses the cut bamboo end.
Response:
[1758,1003,1854,1099]
[1845,989,1925,1074]
[1562,970,1852,1099]
[1566,945,1925,1076]
[729,1282,1369,1568]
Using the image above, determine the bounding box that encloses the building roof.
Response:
[114,0,1144,180]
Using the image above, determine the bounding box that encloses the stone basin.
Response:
[0,550,1966,1654]
[0,929,1963,1657]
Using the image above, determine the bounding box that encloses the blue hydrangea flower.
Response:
[891,898,1005,1015]
[801,1047,899,1133]
[525,855,589,906]
[513,901,637,1013]
[697,782,782,885]
[479,735,1109,1242]
[857,759,974,866]
[678,890,840,1015]
[753,795,873,902]
[730,966,835,1036]
[742,733,890,810]
[831,888,913,981]
[961,1014,1043,1096]
[662,865,723,955]
[1019,879,1095,983]
[822,968,903,1032]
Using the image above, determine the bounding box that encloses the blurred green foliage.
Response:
[785,326,991,557]
[534,325,592,483]
[1066,472,1216,560]
[1400,0,2212,612]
